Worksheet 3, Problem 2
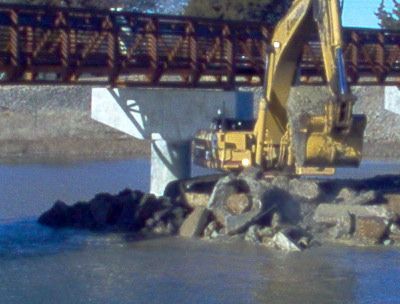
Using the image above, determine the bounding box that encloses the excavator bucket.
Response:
[294,114,366,167]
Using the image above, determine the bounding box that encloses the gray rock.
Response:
[258,226,274,239]
[328,214,354,239]
[272,232,301,252]
[179,207,210,238]
[224,202,267,235]
[152,221,175,235]
[314,204,395,225]
[385,194,400,219]
[225,193,251,215]
[297,236,311,248]
[210,230,220,239]
[289,179,320,201]
[390,223,400,235]
[383,239,394,246]
[270,176,290,192]
[341,190,377,206]
[389,223,400,243]
[203,221,218,239]
[245,225,261,244]
[335,188,357,203]
[271,212,282,230]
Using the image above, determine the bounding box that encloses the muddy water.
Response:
[1,159,400,304]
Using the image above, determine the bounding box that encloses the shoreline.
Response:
[0,139,398,164]
[0,137,150,164]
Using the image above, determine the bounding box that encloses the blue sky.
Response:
[342,0,396,28]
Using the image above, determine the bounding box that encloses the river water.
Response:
[1,158,400,304]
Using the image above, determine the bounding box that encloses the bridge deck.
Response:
[0,4,398,88]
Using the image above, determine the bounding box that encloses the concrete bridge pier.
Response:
[150,134,191,195]
[91,88,253,196]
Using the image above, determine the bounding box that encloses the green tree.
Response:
[184,0,292,24]
[376,0,400,30]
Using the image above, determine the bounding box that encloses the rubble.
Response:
[354,216,389,244]
[179,207,210,238]
[314,204,394,225]
[39,188,189,234]
[244,225,261,244]
[288,179,321,201]
[203,221,219,239]
[337,189,377,206]
[384,194,400,219]
[328,214,353,239]
[272,232,301,252]
[38,174,400,251]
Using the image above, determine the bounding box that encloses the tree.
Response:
[184,0,292,24]
[376,0,400,30]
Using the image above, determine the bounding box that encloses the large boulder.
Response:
[38,200,71,227]
[208,175,302,235]
[179,207,211,238]
[209,176,277,235]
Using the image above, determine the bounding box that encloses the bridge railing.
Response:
[0,4,398,88]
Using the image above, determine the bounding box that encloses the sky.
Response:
[342,0,396,28]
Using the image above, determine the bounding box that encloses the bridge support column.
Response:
[150,134,191,196]
[91,88,253,195]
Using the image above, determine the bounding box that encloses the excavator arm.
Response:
[192,0,366,174]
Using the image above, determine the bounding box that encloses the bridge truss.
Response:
[0,4,398,88]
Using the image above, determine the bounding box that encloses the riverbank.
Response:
[0,137,399,164]
[0,85,399,162]
[0,137,150,164]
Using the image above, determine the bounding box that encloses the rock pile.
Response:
[39,189,189,235]
[178,173,400,251]
[39,174,400,251]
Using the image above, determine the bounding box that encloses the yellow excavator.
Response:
[192,0,366,176]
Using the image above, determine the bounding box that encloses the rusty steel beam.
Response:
[0,4,398,88]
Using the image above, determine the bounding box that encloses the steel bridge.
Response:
[0,4,398,88]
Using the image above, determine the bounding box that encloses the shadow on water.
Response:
[0,218,169,260]
[0,219,90,259]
